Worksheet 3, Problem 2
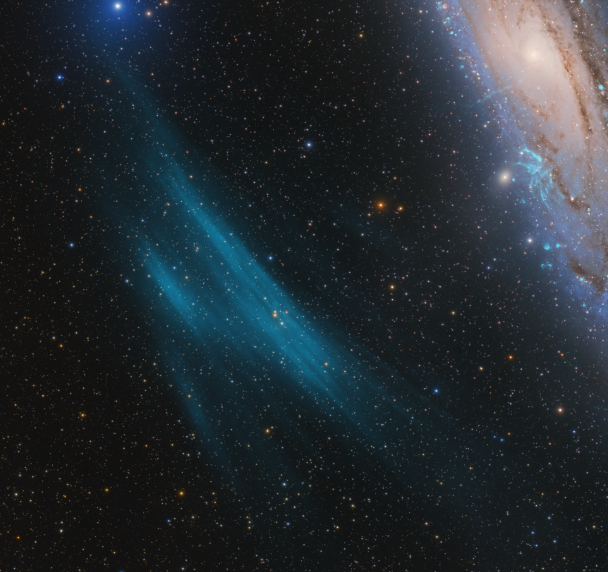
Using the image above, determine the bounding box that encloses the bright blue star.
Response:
[433,388,439,394]
[305,142,313,148]
[57,75,64,81]
[268,255,273,261]
[114,2,122,9]
[68,242,75,248]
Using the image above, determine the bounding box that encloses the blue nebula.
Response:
[515,148,554,208]
[108,96,459,483]
[127,156,479,506]
[101,75,525,539]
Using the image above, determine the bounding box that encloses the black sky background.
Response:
[4,0,608,570]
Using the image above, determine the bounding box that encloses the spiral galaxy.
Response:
[442,0,608,290]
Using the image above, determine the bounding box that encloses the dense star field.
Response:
[4,0,608,570]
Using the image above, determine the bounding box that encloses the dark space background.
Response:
[3,1,608,570]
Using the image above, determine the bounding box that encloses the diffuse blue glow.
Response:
[104,76,527,535]
[140,163,395,410]
[135,172,484,504]
[112,111,477,490]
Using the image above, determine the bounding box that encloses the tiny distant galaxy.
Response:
[6,1,608,571]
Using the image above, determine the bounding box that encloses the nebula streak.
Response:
[99,78,530,542]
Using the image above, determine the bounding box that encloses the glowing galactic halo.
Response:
[440,0,608,291]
